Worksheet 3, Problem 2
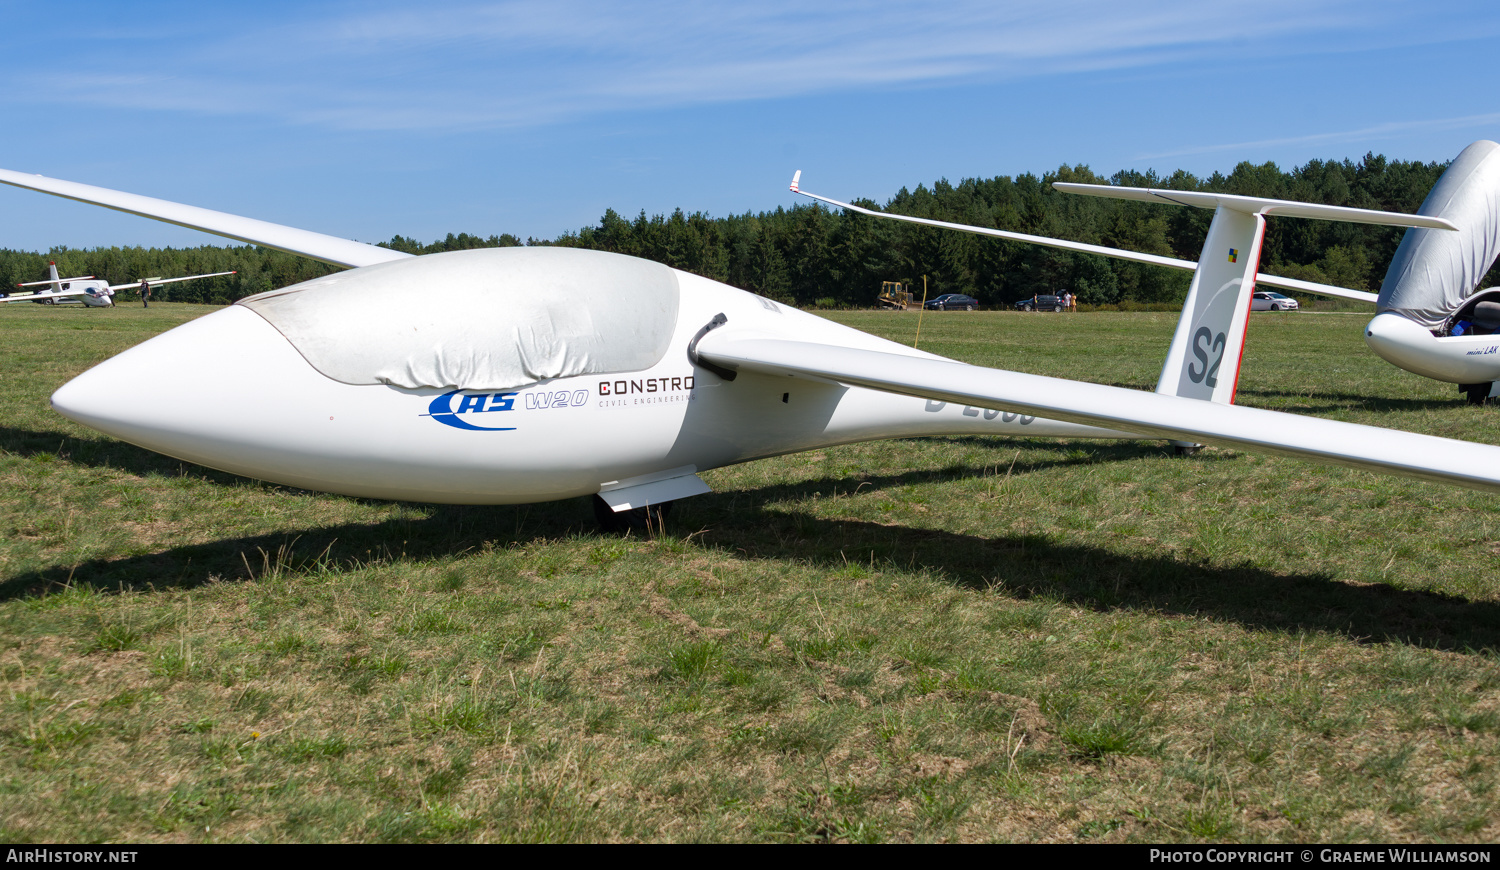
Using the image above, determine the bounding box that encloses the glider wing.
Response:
[788,171,1196,270]
[789,174,1393,306]
[1253,274,1378,304]
[0,169,411,269]
[696,334,1500,492]
[108,271,238,291]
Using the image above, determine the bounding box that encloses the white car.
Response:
[1251,291,1299,311]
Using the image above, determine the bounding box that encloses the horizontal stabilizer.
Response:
[17,276,93,287]
[0,169,411,269]
[696,334,1500,493]
[4,291,84,303]
[1054,183,1458,230]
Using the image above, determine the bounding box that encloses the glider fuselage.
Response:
[50,250,1124,504]
[1364,309,1500,386]
[5,279,114,307]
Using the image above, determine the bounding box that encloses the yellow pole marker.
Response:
[913,275,929,348]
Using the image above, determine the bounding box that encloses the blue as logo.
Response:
[423,390,518,431]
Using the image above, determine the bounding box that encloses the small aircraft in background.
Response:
[3,262,236,307]
[792,139,1500,405]
[1,165,1500,532]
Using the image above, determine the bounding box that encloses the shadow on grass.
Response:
[0,425,244,484]
[1233,389,1461,415]
[4,456,1499,652]
[1082,381,1461,416]
[688,505,1500,653]
[5,424,1496,651]
[0,499,595,603]
[902,436,1239,461]
[0,446,1146,601]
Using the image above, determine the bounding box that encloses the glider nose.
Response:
[1363,311,1467,383]
[50,305,311,457]
[1364,311,1446,378]
[1363,311,1427,363]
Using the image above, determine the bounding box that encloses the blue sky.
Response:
[0,0,1497,252]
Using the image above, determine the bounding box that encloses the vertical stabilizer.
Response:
[1155,207,1266,403]
[1051,181,1451,404]
[48,262,61,292]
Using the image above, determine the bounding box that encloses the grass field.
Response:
[2,301,1498,843]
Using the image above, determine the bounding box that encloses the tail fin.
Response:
[1154,207,1265,403]
[1054,184,1454,404]
[48,262,61,292]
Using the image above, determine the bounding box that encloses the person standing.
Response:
[140,280,150,308]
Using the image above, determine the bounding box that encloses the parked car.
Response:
[924,294,978,311]
[1015,294,1064,312]
[1251,291,1299,311]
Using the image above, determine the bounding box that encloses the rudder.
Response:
[1155,207,1266,404]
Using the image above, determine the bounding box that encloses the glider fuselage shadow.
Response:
[3,449,1495,653]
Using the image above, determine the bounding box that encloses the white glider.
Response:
[3,167,1500,529]
[4,261,236,307]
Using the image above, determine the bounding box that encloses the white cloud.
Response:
[1138,113,1500,161]
[10,0,1472,132]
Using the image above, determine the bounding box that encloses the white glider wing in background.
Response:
[789,175,1410,307]
[106,271,238,293]
[0,169,409,269]
[789,171,1197,271]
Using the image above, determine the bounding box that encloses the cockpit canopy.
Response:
[238,246,681,391]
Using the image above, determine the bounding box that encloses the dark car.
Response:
[1015,294,1064,312]
[923,294,978,311]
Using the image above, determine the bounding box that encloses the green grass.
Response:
[1,301,1499,842]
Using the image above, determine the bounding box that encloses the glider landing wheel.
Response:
[592,494,674,534]
[1172,443,1203,456]
[1461,382,1494,406]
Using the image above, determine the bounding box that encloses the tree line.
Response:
[4,154,1497,308]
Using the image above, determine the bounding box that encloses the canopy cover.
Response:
[240,247,681,391]
[1378,140,1500,328]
